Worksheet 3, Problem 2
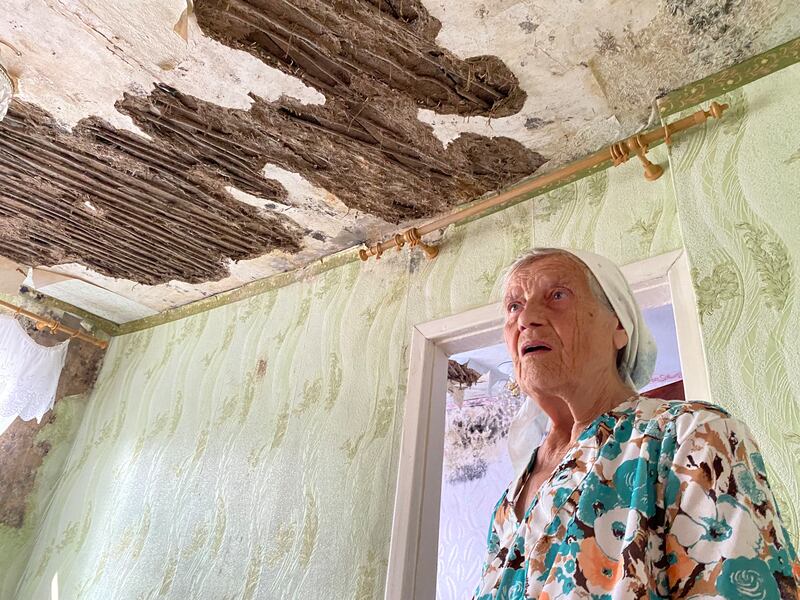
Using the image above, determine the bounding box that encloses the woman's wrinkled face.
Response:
[503,254,628,397]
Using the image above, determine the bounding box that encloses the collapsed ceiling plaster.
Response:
[0,0,798,321]
[193,0,527,118]
[0,78,544,279]
[0,99,302,285]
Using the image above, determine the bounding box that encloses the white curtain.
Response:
[0,314,69,435]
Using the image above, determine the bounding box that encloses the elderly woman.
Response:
[473,248,799,599]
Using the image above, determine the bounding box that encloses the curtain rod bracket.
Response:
[628,134,664,181]
[611,135,663,181]
[404,228,439,260]
[360,228,439,262]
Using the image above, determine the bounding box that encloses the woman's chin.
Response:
[520,374,568,398]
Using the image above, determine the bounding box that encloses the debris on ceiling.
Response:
[0,84,542,285]
[1,0,798,321]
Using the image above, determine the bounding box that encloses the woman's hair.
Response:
[501,248,614,314]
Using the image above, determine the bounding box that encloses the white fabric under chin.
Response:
[0,314,69,435]
[507,397,551,476]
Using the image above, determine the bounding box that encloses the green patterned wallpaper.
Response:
[3,159,680,599]
[0,395,89,600]
[532,145,680,264]
[4,63,798,599]
[7,258,414,599]
[667,63,800,545]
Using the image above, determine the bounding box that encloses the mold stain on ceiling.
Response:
[418,0,800,158]
[0,0,799,320]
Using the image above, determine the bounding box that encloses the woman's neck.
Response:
[534,376,636,446]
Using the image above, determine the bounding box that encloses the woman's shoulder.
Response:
[630,396,743,442]
[634,396,730,418]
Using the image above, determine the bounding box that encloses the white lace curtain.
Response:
[0,314,69,436]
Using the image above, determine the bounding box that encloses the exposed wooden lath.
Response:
[0,100,303,285]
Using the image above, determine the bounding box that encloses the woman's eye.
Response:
[553,290,567,300]
[508,302,521,313]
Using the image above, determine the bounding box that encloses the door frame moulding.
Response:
[384,249,711,600]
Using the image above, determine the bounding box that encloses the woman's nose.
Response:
[517,301,544,331]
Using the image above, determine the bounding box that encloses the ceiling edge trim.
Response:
[109,249,359,336]
[658,35,800,116]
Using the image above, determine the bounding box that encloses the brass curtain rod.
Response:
[359,101,728,262]
[0,299,108,349]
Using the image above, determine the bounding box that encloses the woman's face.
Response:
[502,254,628,398]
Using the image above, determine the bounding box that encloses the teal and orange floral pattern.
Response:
[474,397,800,599]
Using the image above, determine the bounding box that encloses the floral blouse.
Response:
[473,397,800,599]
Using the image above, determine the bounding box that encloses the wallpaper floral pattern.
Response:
[668,65,800,544]
[2,63,798,599]
[0,393,88,600]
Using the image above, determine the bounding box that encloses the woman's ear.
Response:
[613,319,629,351]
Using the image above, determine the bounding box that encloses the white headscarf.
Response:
[506,248,657,475]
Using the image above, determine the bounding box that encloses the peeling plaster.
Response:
[1,0,799,319]
[0,99,305,285]
[193,0,527,118]
[0,73,544,313]
[1,0,324,133]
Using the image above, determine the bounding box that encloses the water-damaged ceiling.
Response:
[1,0,799,322]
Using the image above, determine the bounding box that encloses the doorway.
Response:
[385,250,711,600]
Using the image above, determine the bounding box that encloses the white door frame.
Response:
[384,249,712,600]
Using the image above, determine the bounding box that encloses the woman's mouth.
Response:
[521,342,552,356]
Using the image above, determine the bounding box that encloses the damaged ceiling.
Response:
[1,0,798,321]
